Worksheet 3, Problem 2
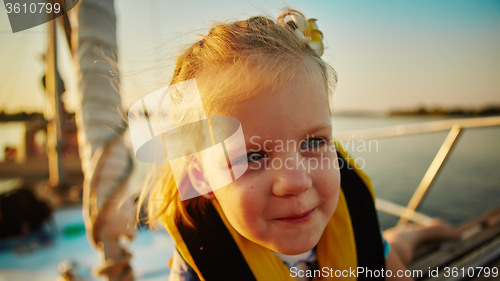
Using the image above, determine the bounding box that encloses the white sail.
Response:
[72,0,135,280]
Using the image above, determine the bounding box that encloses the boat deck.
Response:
[410,208,500,280]
[0,207,173,281]
[2,207,499,280]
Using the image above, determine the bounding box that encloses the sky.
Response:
[0,0,499,114]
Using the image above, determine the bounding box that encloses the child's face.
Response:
[202,74,340,255]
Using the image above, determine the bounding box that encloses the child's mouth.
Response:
[274,207,317,224]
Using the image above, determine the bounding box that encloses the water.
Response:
[331,115,500,229]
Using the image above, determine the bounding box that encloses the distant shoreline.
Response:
[0,112,46,122]
[388,105,500,117]
[2,106,500,122]
[0,112,75,123]
[333,105,500,118]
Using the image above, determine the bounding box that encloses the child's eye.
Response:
[231,151,267,167]
[247,151,267,163]
[300,138,327,151]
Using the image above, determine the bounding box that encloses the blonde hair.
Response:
[138,8,338,228]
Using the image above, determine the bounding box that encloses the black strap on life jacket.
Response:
[337,151,385,279]
[177,151,384,280]
[178,200,257,280]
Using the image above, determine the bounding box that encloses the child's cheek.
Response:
[215,179,263,218]
[314,156,341,206]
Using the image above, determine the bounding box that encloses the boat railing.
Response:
[334,116,500,227]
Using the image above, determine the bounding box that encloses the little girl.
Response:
[134,9,459,281]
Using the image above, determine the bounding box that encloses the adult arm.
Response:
[385,248,414,281]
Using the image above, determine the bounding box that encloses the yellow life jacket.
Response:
[163,145,385,280]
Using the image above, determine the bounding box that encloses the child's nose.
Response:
[271,155,313,197]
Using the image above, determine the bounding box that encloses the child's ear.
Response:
[186,158,216,200]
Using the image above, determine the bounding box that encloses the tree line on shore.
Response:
[389,105,500,117]
[0,112,76,122]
